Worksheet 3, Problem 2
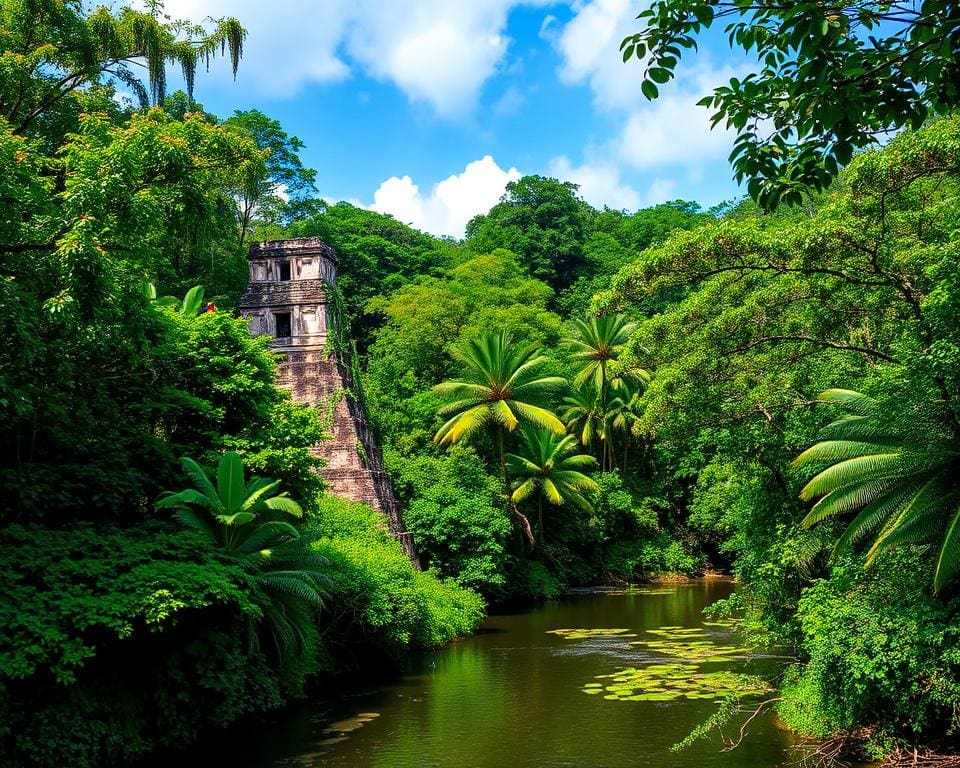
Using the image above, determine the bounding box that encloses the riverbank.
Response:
[150,580,794,768]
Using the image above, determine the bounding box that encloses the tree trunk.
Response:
[497,426,534,548]
[538,492,545,547]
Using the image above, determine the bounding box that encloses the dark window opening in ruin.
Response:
[278,261,292,281]
[275,312,292,338]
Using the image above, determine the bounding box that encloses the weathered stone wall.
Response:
[238,237,418,565]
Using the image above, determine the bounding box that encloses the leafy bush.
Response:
[311,497,484,654]
[387,446,512,594]
[778,549,960,748]
[0,523,303,767]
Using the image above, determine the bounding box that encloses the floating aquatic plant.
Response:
[582,664,769,702]
[547,628,638,640]
[633,627,747,662]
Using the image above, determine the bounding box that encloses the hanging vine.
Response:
[321,279,369,415]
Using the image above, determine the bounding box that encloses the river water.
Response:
[189,579,794,767]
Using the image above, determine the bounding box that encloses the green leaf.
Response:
[217,451,247,514]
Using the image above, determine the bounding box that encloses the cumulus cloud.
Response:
[370,156,521,237]
[553,0,741,188]
[616,84,735,170]
[547,156,640,210]
[161,0,351,97]
[554,0,646,112]
[161,0,550,114]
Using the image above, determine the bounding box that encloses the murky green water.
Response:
[188,580,795,767]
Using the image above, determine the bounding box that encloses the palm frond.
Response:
[173,507,219,543]
[434,404,490,444]
[491,399,519,431]
[799,453,905,501]
[865,478,945,563]
[817,389,877,416]
[511,477,537,503]
[155,488,211,509]
[831,482,922,556]
[935,503,960,594]
[801,478,899,527]
[511,401,565,434]
[793,440,896,469]
[179,456,221,510]
[542,478,563,505]
[259,575,325,606]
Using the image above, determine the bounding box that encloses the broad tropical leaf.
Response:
[796,389,960,592]
[157,451,329,661]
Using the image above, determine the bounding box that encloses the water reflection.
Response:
[174,580,795,767]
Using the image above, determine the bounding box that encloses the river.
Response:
[183,579,794,767]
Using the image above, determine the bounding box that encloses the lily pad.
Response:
[632,625,748,662]
[548,628,638,640]
[582,664,770,702]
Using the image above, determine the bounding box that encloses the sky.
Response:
[159,0,748,238]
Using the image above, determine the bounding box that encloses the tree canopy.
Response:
[622,1,960,207]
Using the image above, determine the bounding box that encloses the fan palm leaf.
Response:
[157,451,330,662]
[505,426,599,545]
[795,389,960,592]
[566,313,645,396]
[432,331,565,447]
[432,331,567,545]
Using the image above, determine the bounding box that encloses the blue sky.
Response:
[162,0,747,237]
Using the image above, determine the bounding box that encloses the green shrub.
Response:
[778,549,960,749]
[312,496,484,653]
[387,446,512,594]
[0,522,300,767]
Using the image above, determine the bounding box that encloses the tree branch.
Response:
[734,334,896,362]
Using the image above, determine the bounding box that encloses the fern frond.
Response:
[799,453,904,501]
[792,441,894,469]
[935,502,960,594]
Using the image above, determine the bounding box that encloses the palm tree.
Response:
[606,376,646,470]
[566,313,644,405]
[433,331,566,544]
[156,451,330,658]
[561,385,605,463]
[794,389,960,592]
[506,426,599,545]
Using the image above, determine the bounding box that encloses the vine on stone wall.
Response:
[321,279,369,414]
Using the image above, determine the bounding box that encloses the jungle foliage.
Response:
[595,117,960,754]
[5,1,960,764]
[0,3,479,765]
[623,1,960,208]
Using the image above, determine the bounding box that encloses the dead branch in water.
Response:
[720,697,784,751]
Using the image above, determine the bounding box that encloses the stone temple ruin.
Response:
[238,237,418,564]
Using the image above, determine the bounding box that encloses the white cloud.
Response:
[616,87,734,170]
[645,177,677,203]
[160,0,550,114]
[552,0,741,196]
[161,0,351,97]
[547,156,640,210]
[554,0,646,112]
[370,156,521,237]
